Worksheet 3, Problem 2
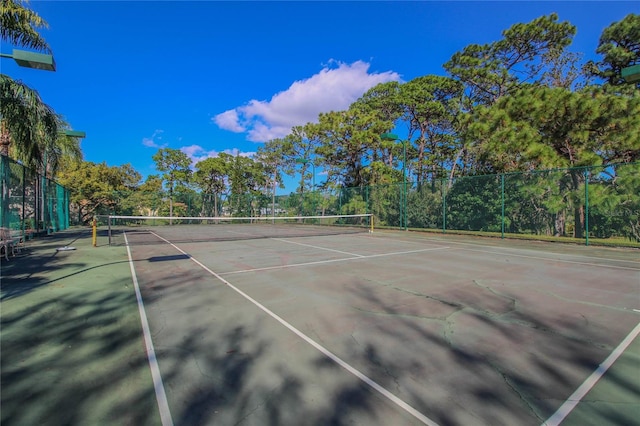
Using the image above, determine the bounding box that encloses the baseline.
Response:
[459,247,640,271]
[368,233,640,267]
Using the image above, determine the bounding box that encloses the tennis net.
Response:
[99,214,373,246]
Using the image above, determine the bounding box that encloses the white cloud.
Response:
[214,109,245,132]
[142,129,166,148]
[213,60,400,142]
[180,145,256,166]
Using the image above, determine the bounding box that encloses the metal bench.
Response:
[0,227,19,261]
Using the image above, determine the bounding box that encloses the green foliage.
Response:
[407,184,444,230]
[0,74,58,168]
[314,107,388,189]
[193,156,227,216]
[0,0,51,53]
[400,75,464,185]
[0,0,79,174]
[591,13,640,86]
[465,85,640,171]
[339,193,367,216]
[588,164,640,240]
[152,148,191,193]
[444,13,576,105]
[57,161,141,223]
[44,12,638,246]
[445,175,502,232]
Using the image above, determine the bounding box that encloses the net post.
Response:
[370,214,374,233]
[92,217,97,247]
[108,216,112,246]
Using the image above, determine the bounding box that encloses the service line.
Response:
[272,237,366,257]
[221,246,452,276]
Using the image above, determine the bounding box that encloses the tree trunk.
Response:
[0,121,11,157]
[570,170,584,239]
[554,211,565,237]
[574,205,585,239]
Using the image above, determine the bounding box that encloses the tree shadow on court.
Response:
[153,319,404,426]
[119,262,424,426]
[326,278,639,426]
[0,274,161,425]
[1,230,100,300]
[83,254,635,426]
[4,228,636,426]
[0,258,134,301]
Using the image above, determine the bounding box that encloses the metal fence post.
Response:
[442,179,447,234]
[585,168,589,246]
[501,173,505,239]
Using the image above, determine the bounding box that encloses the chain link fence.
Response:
[0,155,71,238]
[89,162,638,247]
[361,162,639,246]
[3,154,636,246]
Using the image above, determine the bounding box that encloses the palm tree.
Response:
[0,74,58,168]
[46,117,83,177]
[0,0,60,169]
[1,0,52,53]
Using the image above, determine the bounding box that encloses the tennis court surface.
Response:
[2,223,639,425]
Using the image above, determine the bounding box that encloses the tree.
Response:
[262,124,323,194]
[0,0,51,53]
[351,83,403,185]
[0,75,57,168]
[45,118,84,178]
[122,174,164,216]
[57,161,141,223]
[589,13,640,87]
[399,75,463,187]
[0,0,58,168]
[464,84,640,237]
[193,156,227,216]
[224,153,268,216]
[444,14,576,106]
[152,148,192,218]
[443,14,578,177]
[314,107,387,189]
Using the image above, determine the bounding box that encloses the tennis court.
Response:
[109,216,639,426]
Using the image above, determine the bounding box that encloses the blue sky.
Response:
[2,1,636,193]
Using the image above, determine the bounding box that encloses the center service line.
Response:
[150,232,440,426]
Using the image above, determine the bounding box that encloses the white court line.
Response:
[149,231,440,426]
[367,232,640,265]
[459,247,640,271]
[124,233,173,426]
[221,246,452,275]
[541,321,640,426]
[272,237,366,257]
